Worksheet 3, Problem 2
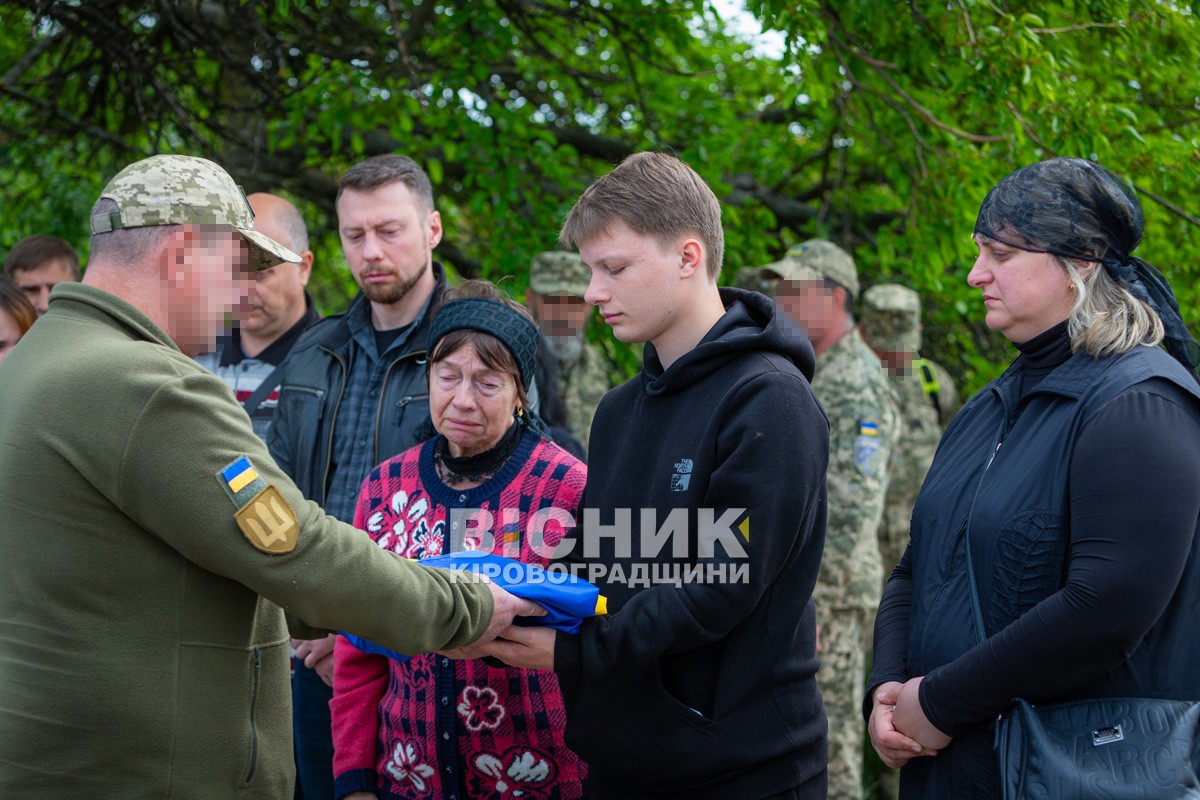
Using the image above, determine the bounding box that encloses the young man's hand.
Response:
[464,580,547,646]
[291,634,337,686]
[472,625,557,671]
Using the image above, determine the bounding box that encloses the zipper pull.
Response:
[985,440,1003,470]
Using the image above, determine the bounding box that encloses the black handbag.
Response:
[964,528,1200,799]
[994,696,1200,799]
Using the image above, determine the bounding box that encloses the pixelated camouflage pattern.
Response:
[529,251,590,297]
[811,327,899,800]
[757,258,822,286]
[877,357,944,581]
[730,266,776,297]
[784,238,861,297]
[818,606,871,800]
[553,339,611,449]
[861,283,922,351]
[94,155,299,272]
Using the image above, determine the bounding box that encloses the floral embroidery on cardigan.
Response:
[332,431,588,800]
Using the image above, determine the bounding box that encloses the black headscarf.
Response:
[974,157,1199,381]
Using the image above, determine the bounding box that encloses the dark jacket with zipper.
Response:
[870,343,1200,799]
[554,288,830,799]
[267,266,446,512]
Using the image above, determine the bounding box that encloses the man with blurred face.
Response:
[4,235,81,317]
[266,154,451,800]
[525,250,610,450]
[761,239,901,800]
[0,154,539,799]
[197,192,319,439]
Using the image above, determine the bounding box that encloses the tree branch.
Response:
[1135,184,1200,229]
[0,29,59,90]
[820,4,1003,145]
[1029,21,1124,35]
[0,84,139,153]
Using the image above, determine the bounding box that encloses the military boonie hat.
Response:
[529,251,590,298]
[90,155,300,272]
[862,283,922,351]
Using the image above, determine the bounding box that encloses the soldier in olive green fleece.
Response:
[0,155,536,799]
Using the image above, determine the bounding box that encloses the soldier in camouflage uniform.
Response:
[526,251,611,450]
[858,284,956,800]
[761,239,900,800]
[860,284,960,581]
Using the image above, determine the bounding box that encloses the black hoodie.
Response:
[553,288,830,799]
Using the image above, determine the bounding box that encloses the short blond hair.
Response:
[560,152,724,280]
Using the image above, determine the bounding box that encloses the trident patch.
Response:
[218,456,298,554]
[235,485,299,554]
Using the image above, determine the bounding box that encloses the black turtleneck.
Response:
[1016,319,1072,395]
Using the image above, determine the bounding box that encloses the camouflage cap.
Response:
[90,155,300,272]
[757,258,823,286]
[791,239,860,296]
[529,251,590,297]
[861,283,922,351]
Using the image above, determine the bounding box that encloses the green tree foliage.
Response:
[3,1,1199,390]
[753,0,1200,385]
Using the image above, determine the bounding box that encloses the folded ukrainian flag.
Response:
[339,552,607,663]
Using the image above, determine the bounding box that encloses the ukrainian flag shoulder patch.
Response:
[218,455,268,510]
[853,419,883,477]
[217,455,297,554]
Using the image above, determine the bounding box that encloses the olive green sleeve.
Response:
[115,367,493,654]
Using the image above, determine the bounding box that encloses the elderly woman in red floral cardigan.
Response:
[332,280,588,800]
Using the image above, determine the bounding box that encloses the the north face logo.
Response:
[670,458,694,492]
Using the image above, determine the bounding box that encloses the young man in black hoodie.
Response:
[480,152,830,799]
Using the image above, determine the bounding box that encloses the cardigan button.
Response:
[440,695,450,706]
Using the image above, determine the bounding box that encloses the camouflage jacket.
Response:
[812,328,900,610]
[556,340,610,450]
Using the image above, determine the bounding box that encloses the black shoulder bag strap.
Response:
[241,363,287,418]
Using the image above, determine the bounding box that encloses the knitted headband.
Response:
[428,297,540,392]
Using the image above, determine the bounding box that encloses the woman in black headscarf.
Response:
[865,157,1200,798]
